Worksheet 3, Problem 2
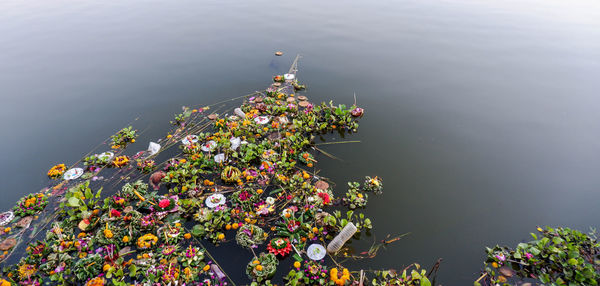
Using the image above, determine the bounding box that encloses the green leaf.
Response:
[67,197,80,207]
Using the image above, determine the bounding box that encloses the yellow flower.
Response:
[255,265,263,271]
[0,279,11,286]
[203,264,211,271]
[112,156,130,168]
[3,228,10,233]
[47,164,67,178]
[330,267,350,285]
[122,236,130,243]
[293,261,301,268]
[17,264,37,279]
[103,229,114,239]
[217,233,225,240]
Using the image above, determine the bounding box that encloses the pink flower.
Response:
[525,252,533,260]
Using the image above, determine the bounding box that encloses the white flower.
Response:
[265,197,275,205]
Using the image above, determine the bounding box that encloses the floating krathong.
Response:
[221,166,241,184]
[267,237,293,257]
[351,107,364,117]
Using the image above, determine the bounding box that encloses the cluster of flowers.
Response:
[0,70,396,286]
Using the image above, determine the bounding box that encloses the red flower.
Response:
[158,199,170,209]
[317,192,331,204]
[110,209,121,218]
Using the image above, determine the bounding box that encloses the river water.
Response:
[1,0,600,284]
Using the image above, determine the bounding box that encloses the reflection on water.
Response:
[1,0,600,283]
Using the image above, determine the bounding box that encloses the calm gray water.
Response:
[1,0,600,284]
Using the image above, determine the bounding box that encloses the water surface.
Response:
[1,0,600,283]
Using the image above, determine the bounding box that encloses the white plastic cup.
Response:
[327,222,357,253]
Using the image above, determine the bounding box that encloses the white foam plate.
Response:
[205,194,226,208]
[64,168,84,180]
[307,244,327,260]
[254,116,270,125]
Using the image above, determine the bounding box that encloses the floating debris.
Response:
[0,212,14,226]
[63,168,83,180]
[274,51,283,56]
[0,56,421,286]
[0,238,16,251]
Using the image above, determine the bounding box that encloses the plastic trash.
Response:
[211,264,227,280]
[147,142,161,156]
[0,211,14,226]
[214,153,225,163]
[326,222,357,253]
[63,168,84,180]
[234,108,246,119]
[230,137,241,150]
